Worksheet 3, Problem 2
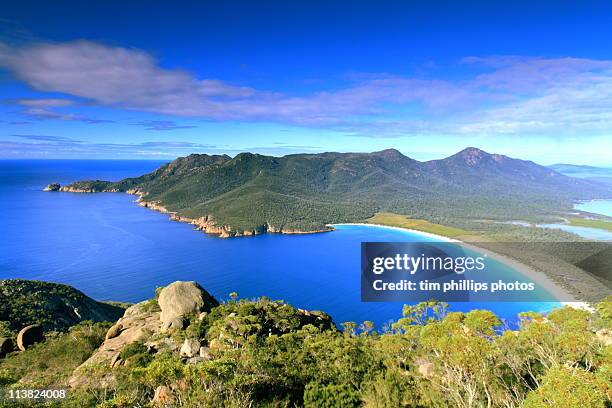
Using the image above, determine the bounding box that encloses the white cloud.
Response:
[2,41,612,138]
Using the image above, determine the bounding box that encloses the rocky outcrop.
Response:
[68,282,219,387]
[161,316,186,332]
[17,325,44,350]
[158,281,218,325]
[58,180,114,193]
[68,300,162,388]
[105,323,123,340]
[69,278,220,384]
[64,280,337,393]
[43,183,61,191]
[179,338,201,358]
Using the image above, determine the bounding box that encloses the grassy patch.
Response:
[0,322,109,388]
[568,217,612,232]
[366,212,471,238]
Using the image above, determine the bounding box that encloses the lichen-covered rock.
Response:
[0,337,14,358]
[161,316,185,332]
[179,338,201,358]
[158,281,218,325]
[186,356,206,364]
[17,325,44,351]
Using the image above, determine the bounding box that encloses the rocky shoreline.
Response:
[44,183,333,238]
[134,191,333,238]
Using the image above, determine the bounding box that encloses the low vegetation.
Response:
[1,291,610,407]
[0,322,109,389]
[568,217,612,232]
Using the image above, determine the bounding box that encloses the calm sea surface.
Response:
[0,160,559,327]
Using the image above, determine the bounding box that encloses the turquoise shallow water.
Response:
[575,200,612,217]
[0,160,560,328]
[538,223,612,241]
[535,200,612,241]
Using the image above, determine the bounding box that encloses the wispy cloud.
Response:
[0,135,326,159]
[134,120,197,131]
[2,41,612,138]
[11,134,79,142]
[9,97,113,123]
[0,135,218,158]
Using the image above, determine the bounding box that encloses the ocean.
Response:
[0,160,559,328]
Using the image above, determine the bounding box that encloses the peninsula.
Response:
[47,147,612,238]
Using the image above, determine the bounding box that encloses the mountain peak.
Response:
[457,146,488,156]
[372,148,406,159]
[450,147,508,166]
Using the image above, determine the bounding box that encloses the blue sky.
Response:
[1,0,611,164]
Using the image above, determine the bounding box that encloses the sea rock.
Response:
[158,281,218,325]
[17,325,44,351]
[161,316,185,332]
[0,337,14,358]
[105,323,123,340]
[43,183,61,192]
[180,338,201,358]
[152,385,175,407]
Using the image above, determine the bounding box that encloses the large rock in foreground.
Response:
[68,300,163,388]
[158,281,218,325]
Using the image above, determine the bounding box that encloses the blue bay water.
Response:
[0,160,559,328]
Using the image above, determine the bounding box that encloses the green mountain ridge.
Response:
[54,148,612,236]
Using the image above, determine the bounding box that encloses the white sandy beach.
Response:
[331,223,593,311]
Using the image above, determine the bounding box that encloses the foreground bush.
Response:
[0,297,610,407]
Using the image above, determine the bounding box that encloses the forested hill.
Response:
[56,148,612,235]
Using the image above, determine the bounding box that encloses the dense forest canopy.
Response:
[59,148,612,234]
